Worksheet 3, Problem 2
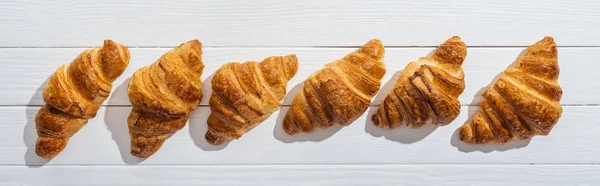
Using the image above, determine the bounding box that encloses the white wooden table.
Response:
[1,0,599,185]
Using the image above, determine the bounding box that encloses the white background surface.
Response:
[1,0,599,185]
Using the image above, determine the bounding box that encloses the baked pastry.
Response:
[283,39,386,135]
[206,55,299,145]
[127,40,204,157]
[35,40,130,158]
[372,36,467,129]
[460,36,562,144]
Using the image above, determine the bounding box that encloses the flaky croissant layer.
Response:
[127,40,204,158]
[283,39,386,135]
[36,40,130,158]
[460,36,562,144]
[372,36,467,129]
[206,54,299,145]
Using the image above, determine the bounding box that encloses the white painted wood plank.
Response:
[1,0,599,47]
[5,106,599,165]
[1,165,599,186]
[0,47,595,106]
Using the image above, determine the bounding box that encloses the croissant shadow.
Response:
[451,47,532,152]
[281,80,304,105]
[188,108,229,151]
[371,70,402,106]
[23,78,51,167]
[467,47,526,105]
[188,72,231,151]
[273,82,343,143]
[104,78,146,165]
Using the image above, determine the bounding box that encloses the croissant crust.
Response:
[372,36,467,129]
[459,36,563,144]
[35,40,130,158]
[127,40,204,157]
[206,55,299,145]
[283,39,386,135]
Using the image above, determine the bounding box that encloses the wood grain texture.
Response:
[1,1,600,185]
[0,47,596,106]
[0,0,599,47]
[2,165,599,186]
[6,106,599,165]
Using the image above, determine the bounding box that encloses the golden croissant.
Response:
[372,36,467,129]
[283,39,386,135]
[127,40,204,158]
[35,40,130,158]
[460,36,562,144]
[206,55,299,145]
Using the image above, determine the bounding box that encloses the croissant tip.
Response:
[368,38,382,43]
[446,36,463,42]
[103,39,115,45]
[443,36,465,45]
[284,128,299,135]
[130,135,167,158]
[357,39,385,60]
[371,114,386,128]
[130,147,156,158]
[458,124,475,143]
[130,151,152,158]
[283,54,299,78]
[282,123,300,135]
[285,54,297,59]
[284,54,298,63]
[365,39,384,48]
[179,39,202,49]
[101,39,129,54]
[429,36,467,65]
[35,137,68,159]
[282,114,301,135]
[205,131,228,146]
[102,39,120,49]
[538,36,555,45]
[188,39,202,45]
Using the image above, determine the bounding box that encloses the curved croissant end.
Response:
[372,36,467,129]
[36,40,130,158]
[127,40,204,158]
[460,36,562,144]
[206,54,299,145]
[283,39,386,135]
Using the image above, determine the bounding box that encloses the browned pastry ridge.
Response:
[35,40,130,158]
[127,40,204,158]
[460,36,562,144]
[206,55,299,145]
[283,39,386,135]
[372,36,467,129]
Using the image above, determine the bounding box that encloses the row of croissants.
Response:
[35,36,562,159]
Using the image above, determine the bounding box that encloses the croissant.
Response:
[460,36,562,144]
[35,40,130,158]
[205,55,299,145]
[372,36,467,129]
[283,39,386,135]
[127,40,204,158]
